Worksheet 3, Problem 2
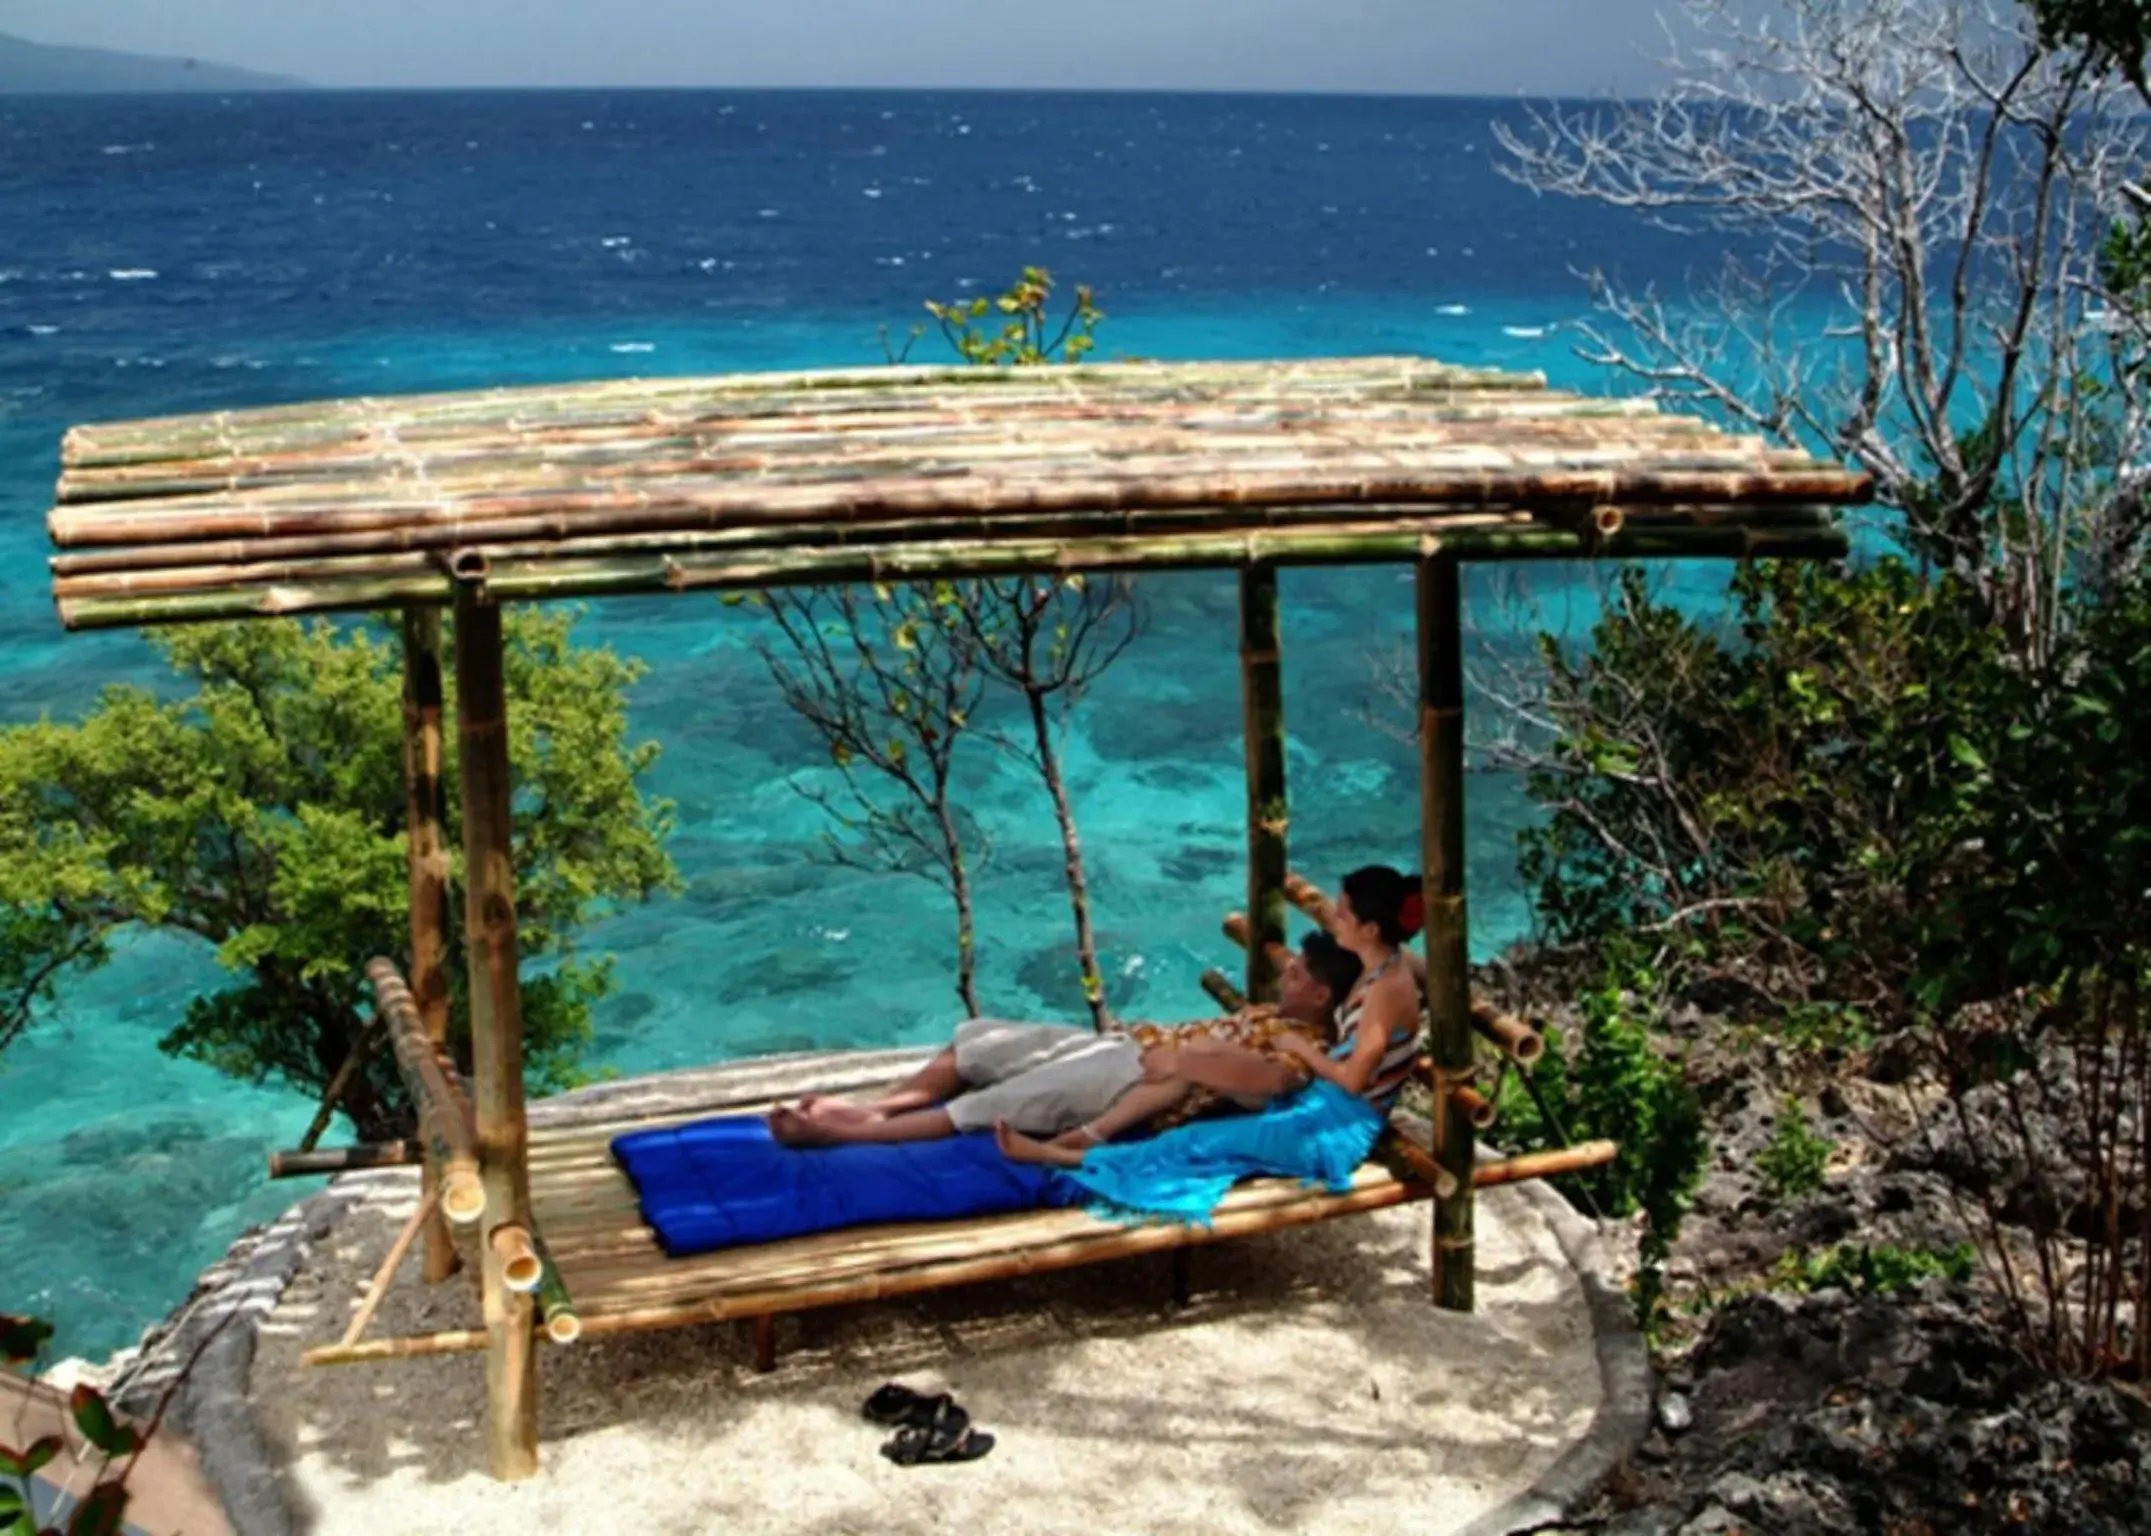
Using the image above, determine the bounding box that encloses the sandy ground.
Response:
[249,1171,1606,1536]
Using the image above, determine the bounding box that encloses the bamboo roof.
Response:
[47,356,1869,630]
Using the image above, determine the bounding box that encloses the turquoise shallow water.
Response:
[0,89,1791,1361]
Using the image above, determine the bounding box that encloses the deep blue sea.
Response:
[0,89,1775,1362]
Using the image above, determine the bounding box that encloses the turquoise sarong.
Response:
[1052,1077,1383,1226]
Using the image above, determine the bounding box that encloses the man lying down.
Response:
[766,929,1363,1151]
[614,865,1428,1249]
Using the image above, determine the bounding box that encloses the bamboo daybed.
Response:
[45,356,1870,1478]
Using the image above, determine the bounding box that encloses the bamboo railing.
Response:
[367,958,483,1224]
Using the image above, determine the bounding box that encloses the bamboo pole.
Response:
[1472,1140,1618,1189]
[1419,552,1475,1313]
[1200,969,1247,1012]
[454,586,539,1482]
[368,959,484,1225]
[296,1013,385,1154]
[491,1225,543,1293]
[50,442,1869,544]
[402,607,460,1285]
[55,523,1853,631]
[1219,913,1291,979]
[1282,872,1336,933]
[534,1236,580,1345]
[1471,1006,1544,1066]
[302,1172,1430,1366]
[268,1141,417,1179]
[1452,1086,1497,1132]
[50,503,1555,586]
[1239,564,1289,1003]
[340,1185,443,1351]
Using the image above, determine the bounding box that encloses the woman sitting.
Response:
[996,865,1426,1224]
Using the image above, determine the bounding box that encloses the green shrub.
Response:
[1756,1097,1833,1199]
[1495,944,1707,1323]
[1772,1242,1975,1296]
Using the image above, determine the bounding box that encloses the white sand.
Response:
[251,1177,1605,1536]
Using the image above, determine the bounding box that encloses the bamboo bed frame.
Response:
[44,356,1869,1478]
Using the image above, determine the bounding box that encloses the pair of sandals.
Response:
[861,1383,995,1465]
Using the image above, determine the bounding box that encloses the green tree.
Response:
[766,266,1135,1025]
[0,610,676,1139]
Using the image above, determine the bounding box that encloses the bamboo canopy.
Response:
[48,357,1865,629]
[45,354,1869,1481]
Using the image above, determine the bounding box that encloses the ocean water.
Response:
[0,89,1775,1362]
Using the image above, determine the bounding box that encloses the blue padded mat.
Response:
[611,1114,1084,1257]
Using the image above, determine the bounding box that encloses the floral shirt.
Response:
[1118,1004,1328,1129]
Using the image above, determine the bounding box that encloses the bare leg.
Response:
[798,1047,965,1120]
[996,1119,1086,1168]
[1074,1076,1198,1144]
[769,1104,958,1147]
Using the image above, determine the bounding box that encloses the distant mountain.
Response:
[0,32,305,94]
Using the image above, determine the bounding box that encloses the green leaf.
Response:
[66,1390,139,1460]
[0,1482,29,1536]
[66,1483,128,1536]
[0,1439,61,1481]
[1947,734,1987,773]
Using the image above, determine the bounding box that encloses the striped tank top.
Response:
[1329,949,1424,1113]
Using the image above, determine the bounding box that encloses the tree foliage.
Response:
[754,580,988,1014]
[764,266,1135,1023]
[0,610,676,1137]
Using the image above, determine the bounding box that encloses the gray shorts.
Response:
[943,1018,1145,1135]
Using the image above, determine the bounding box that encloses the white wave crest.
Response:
[609,342,656,354]
[1435,304,1470,316]
[108,269,158,281]
[1501,325,1548,339]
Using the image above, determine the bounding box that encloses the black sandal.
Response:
[881,1420,996,1465]
[861,1385,968,1435]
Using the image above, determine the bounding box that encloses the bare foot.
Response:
[768,1105,836,1148]
[801,1097,877,1132]
[994,1118,1083,1168]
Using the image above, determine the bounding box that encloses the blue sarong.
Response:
[1050,1077,1384,1226]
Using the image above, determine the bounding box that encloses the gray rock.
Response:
[1656,1391,1694,1434]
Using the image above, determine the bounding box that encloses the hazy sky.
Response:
[5,1,1690,94]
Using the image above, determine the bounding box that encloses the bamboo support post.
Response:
[1452,1086,1497,1132]
[1419,553,1475,1312]
[1170,1248,1193,1309]
[402,607,461,1285]
[296,1013,385,1154]
[339,1185,443,1351]
[268,1140,417,1179]
[1199,968,1246,1012]
[455,586,540,1481]
[751,1316,778,1374]
[368,959,485,1225]
[1239,563,1289,1003]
